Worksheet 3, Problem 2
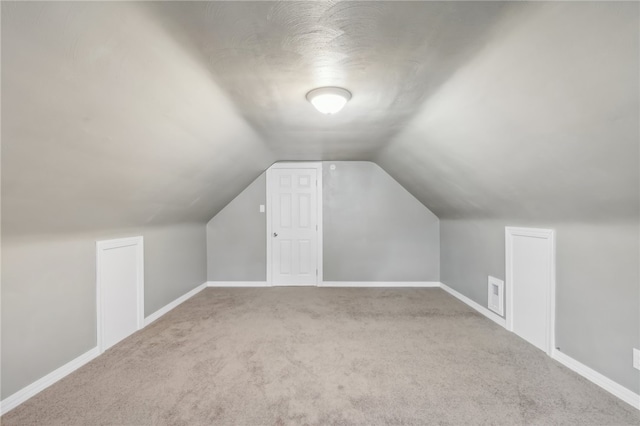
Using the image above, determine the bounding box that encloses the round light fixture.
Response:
[306,87,352,114]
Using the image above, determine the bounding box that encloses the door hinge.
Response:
[316,269,318,276]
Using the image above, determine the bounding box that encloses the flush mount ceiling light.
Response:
[306,87,352,114]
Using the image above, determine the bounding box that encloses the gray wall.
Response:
[207,173,267,281]
[323,162,439,281]
[376,2,639,397]
[441,219,640,394]
[143,224,208,315]
[1,223,206,399]
[206,161,440,282]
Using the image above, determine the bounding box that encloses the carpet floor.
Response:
[2,287,639,425]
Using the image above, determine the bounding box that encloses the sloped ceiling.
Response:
[144,1,509,159]
[2,1,638,237]
[376,2,639,222]
[2,1,275,236]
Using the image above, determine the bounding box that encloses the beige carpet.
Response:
[2,288,639,425]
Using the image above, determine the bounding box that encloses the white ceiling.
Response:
[145,1,510,159]
[2,1,638,236]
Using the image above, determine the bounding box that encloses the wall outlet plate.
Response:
[633,348,640,371]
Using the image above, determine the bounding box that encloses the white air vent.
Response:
[488,276,504,316]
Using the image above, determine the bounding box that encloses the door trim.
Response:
[505,227,556,356]
[96,236,144,353]
[266,162,323,286]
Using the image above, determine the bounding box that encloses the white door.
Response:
[506,227,555,355]
[97,237,144,352]
[268,166,320,286]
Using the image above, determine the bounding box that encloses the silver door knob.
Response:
[273,232,278,237]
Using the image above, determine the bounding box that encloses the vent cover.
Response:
[488,276,504,316]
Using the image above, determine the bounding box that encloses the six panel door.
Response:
[269,168,318,286]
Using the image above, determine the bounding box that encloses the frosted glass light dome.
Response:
[306,87,352,114]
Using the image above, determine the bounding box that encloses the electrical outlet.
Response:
[633,348,640,371]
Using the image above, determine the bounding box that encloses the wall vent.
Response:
[488,276,504,316]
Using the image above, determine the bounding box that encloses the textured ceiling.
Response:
[144,1,510,159]
[2,1,638,237]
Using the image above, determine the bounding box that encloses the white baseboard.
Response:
[144,282,208,327]
[321,281,441,287]
[0,346,100,415]
[440,282,507,329]
[551,349,640,410]
[2,282,209,414]
[207,281,440,288]
[439,282,638,411]
[4,281,637,414]
[207,281,269,287]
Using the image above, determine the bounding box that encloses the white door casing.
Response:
[505,227,556,355]
[267,163,322,286]
[96,236,144,352]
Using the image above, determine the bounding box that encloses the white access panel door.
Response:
[269,168,319,286]
[506,228,555,355]
[97,237,144,352]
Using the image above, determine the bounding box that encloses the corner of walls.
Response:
[440,218,504,307]
[322,161,440,282]
[205,161,441,284]
[206,172,268,282]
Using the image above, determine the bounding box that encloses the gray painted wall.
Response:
[3,0,636,408]
[1,223,206,399]
[323,162,439,281]
[206,161,440,282]
[207,173,267,281]
[143,224,207,315]
[376,2,639,397]
[441,219,640,394]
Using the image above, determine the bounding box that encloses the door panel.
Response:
[512,236,549,351]
[102,245,138,350]
[279,194,292,228]
[97,237,143,353]
[299,194,310,228]
[269,168,318,286]
[506,227,555,355]
[299,240,311,274]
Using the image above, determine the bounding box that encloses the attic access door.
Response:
[506,227,556,356]
[96,236,144,353]
[267,163,323,286]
